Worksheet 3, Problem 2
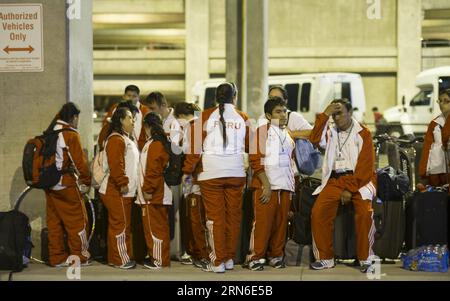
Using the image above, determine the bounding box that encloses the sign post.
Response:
[0,3,43,72]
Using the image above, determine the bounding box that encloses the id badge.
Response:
[335,157,348,171]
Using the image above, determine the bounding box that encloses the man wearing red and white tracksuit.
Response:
[308,99,376,273]
[246,97,295,271]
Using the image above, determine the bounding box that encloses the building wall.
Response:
[207,0,398,119]
[0,0,93,258]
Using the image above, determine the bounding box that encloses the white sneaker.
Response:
[225,259,234,270]
[180,253,193,265]
[202,262,225,273]
[268,257,285,269]
[53,261,69,268]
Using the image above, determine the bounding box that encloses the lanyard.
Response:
[273,127,287,152]
[337,122,354,157]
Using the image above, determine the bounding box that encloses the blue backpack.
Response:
[286,111,322,176]
[294,139,322,176]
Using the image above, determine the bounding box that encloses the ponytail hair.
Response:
[46,102,80,133]
[143,112,171,153]
[107,107,130,138]
[215,82,237,148]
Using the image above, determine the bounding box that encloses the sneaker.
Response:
[359,262,374,273]
[247,259,264,271]
[202,262,225,273]
[180,253,193,265]
[225,259,234,270]
[193,259,210,269]
[81,259,93,267]
[268,257,285,269]
[53,261,69,268]
[309,259,335,270]
[114,260,136,270]
[143,258,161,270]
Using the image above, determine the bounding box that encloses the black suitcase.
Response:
[130,202,147,264]
[333,203,357,260]
[405,191,448,250]
[87,195,108,262]
[372,196,405,259]
[291,177,320,245]
[236,184,254,264]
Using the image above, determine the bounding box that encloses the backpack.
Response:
[286,112,322,176]
[22,128,75,189]
[294,139,322,176]
[163,142,185,186]
[0,187,33,274]
[376,166,410,202]
[91,133,123,189]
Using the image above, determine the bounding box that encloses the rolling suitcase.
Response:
[333,203,357,260]
[130,202,147,264]
[405,190,448,250]
[87,194,108,263]
[372,196,405,259]
[291,177,320,245]
[236,184,254,264]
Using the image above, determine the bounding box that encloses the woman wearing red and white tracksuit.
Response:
[183,82,250,273]
[102,85,150,151]
[45,102,91,267]
[137,112,173,269]
[174,102,209,268]
[419,89,450,188]
[99,107,139,269]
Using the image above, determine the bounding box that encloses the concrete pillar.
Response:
[245,0,268,119]
[68,0,94,159]
[226,0,245,110]
[185,0,209,102]
[397,0,422,104]
[0,0,93,257]
[226,0,268,117]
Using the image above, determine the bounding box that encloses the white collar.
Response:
[164,108,174,122]
[435,114,446,127]
[57,119,70,126]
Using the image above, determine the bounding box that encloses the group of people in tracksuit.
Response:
[42,80,450,273]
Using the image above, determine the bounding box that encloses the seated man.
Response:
[308,99,376,273]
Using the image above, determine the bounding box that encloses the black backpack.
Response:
[376,166,410,202]
[161,141,185,186]
[0,188,33,274]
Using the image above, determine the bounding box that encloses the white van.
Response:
[383,66,450,137]
[192,73,366,124]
